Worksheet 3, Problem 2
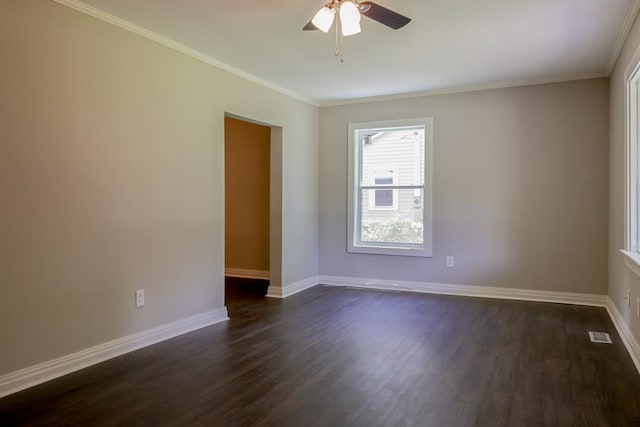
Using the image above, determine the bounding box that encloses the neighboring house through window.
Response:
[369,165,397,210]
[347,118,433,257]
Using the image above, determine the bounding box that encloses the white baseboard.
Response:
[225,268,270,280]
[605,297,640,374]
[266,275,321,298]
[0,307,229,398]
[4,276,636,399]
[320,275,640,374]
[264,274,608,305]
[320,275,608,306]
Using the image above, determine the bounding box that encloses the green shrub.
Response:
[361,217,423,243]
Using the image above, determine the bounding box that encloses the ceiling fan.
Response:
[303,0,411,35]
[303,1,411,61]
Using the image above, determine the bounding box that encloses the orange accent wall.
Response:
[225,117,270,272]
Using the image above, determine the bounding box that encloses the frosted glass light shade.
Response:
[312,6,335,33]
[340,1,361,36]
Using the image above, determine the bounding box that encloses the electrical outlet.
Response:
[135,289,145,308]
[626,290,631,308]
[446,256,454,268]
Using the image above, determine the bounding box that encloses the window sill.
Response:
[348,244,432,258]
[621,249,640,278]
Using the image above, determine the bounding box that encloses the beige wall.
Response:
[0,0,319,375]
[319,79,609,294]
[609,14,640,345]
[225,117,270,272]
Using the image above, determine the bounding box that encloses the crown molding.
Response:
[607,0,640,75]
[51,0,625,109]
[317,72,609,107]
[52,0,319,107]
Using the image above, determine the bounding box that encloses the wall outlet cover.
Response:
[135,289,145,308]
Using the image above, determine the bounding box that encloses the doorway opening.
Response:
[224,114,282,301]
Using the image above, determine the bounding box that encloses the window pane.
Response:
[375,189,393,207]
[360,127,424,186]
[360,189,424,245]
[375,177,393,185]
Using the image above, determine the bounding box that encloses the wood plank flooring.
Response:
[1,278,640,426]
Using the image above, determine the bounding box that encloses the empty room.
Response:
[2,0,640,425]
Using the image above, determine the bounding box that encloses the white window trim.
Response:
[624,47,640,278]
[347,117,433,257]
[621,250,640,278]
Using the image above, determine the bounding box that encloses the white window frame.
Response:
[368,164,398,210]
[347,118,433,257]
[622,53,640,277]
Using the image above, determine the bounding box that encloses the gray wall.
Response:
[609,14,640,346]
[0,0,319,375]
[319,79,609,294]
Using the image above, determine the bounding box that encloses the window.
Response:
[629,65,640,253]
[347,118,433,257]
[623,59,640,276]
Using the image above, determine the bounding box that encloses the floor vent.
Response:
[589,331,612,344]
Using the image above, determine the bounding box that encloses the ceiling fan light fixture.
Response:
[311,5,336,33]
[304,0,411,62]
[340,1,361,36]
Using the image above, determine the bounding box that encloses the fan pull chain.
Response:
[334,12,344,63]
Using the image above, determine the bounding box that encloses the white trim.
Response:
[622,249,640,278]
[319,73,608,107]
[605,297,640,374]
[266,276,320,299]
[52,0,317,107]
[319,275,607,306]
[225,268,270,280]
[0,307,229,398]
[607,0,640,75]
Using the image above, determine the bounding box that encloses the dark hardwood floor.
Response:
[1,279,640,426]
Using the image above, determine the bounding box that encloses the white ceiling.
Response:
[73,0,637,105]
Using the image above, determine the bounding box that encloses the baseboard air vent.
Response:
[589,331,613,344]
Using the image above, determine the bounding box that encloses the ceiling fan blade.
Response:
[359,1,411,30]
[303,20,319,31]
